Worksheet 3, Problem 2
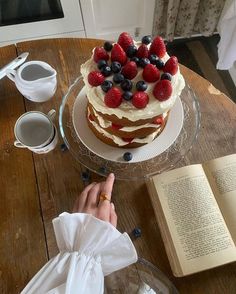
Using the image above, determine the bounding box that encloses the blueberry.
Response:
[126,45,137,58]
[120,79,132,91]
[122,91,133,101]
[130,56,140,66]
[81,170,90,181]
[101,80,113,92]
[111,61,122,73]
[97,59,107,70]
[139,57,150,68]
[101,65,112,77]
[161,73,172,81]
[149,54,158,65]
[155,59,164,70]
[113,73,124,84]
[104,41,113,51]
[132,227,142,238]
[142,35,152,45]
[136,80,147,91]
[123,152,133,161]
[60,143,68,152]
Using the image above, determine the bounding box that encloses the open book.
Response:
[147,154,236,277]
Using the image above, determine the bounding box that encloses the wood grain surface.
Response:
[0,38,235,293]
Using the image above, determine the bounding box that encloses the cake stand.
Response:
[59,76,200,180]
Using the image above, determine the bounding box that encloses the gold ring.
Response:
[99,193,111,202]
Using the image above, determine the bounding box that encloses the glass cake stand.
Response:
[59,76,200,180]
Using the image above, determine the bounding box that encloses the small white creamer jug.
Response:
[7,61,57,102]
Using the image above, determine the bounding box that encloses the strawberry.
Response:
[89,114,94,121]
[93,47,109,63]
[121,61,138,80]
[153,115,164,125]
[149,36,166,58]
[142,64,160,83]
[111,123,123,130]
[153,80,172,101]
[137,44,149,59]
[122,137,134,143]
[88,71,105,86]
[111,44,127,65]
[132,92,149,109]
[118,32,134,52]
[104,87,122,108]
[163,56,178,75]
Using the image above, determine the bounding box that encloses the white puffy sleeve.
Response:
[21,212,138,294]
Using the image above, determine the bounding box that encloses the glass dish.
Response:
[105,257,178,294]
[59,76,200,180]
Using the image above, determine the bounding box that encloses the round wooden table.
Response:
[0,38,235,293]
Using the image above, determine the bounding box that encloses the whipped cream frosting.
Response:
[81,43,185,122]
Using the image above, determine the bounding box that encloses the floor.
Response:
[167,34,236,103]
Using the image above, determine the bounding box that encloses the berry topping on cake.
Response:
[122,91,133,101]
[132,92,149,108]
[136,80,147,91]
[104,41,113,51]
[113,73,125,84]
[161,72,172,81]
[137,44,149,59]
[153,115,164,125]
[121,61,138,80]
[101,80,113,92]
[155,59,165,70]
[111,123,123,129]
[142,35,152,45]
[130,56,140,66]
[111,61,122,73]
[93,47,109,63]
[123,152,133,161]
[111,44,127,65]
[139,57,150,68]
[88,71,105,86]
[126,45,138,58]
[143,64,160,83]
[163,56,178,75]
[104,87,122,108]
[97,59,107,70]
[121,79,132,91]
[149,36,166,58]
[118,32,134,52]
[153,80,172,101]
[149,54,158,65]
[100,65,112,77]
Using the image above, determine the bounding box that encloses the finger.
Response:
[98,173,115,207]
[86,183,102,208]
[72,182,97,212]
[110,203,117,227]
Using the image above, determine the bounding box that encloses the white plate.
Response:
[72,87,183,163]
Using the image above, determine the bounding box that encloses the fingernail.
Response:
[109,173,114,178]
[111,202,115,210]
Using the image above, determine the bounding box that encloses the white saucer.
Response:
[72,87,183,163]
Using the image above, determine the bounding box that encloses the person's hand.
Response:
[73,173,117,227]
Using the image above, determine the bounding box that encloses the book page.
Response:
[203,154,236,243]
[153,164,236,275]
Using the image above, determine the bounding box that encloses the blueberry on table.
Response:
[142,35,152,45]
[60,143,68,152]
[130,56,140,66]
[104,41,113,51]
[113,73,125,84]
[111,61,122,73]
[126,45,137,58]
[136,80,147,91]
[121,79,132,91]
[101,65,112,77]
[155,59,165,70]
[139,57,150,68]
[161,73,172,81]
[123,152,133,161]
[101,80,113,92]
[132,227,142,238]
[97,59,107,70]
[122,91,133,101]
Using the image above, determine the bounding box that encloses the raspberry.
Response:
[118,32,134,52]
[163,56,178,75]
[111,123,122,129]
[104,87,122,108]
[88,71,105,86]
[132,92,149,109]
[121,61,138,80]
[142,64,160,83]
[137,44,149,59]
[153,80,172,101]
[93,47,109,63]
[149,36,166,58]
[153,115,164,125]
[111,44,127,65]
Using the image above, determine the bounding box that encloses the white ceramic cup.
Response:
[14,110,56,149]
[7,61,57,102]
